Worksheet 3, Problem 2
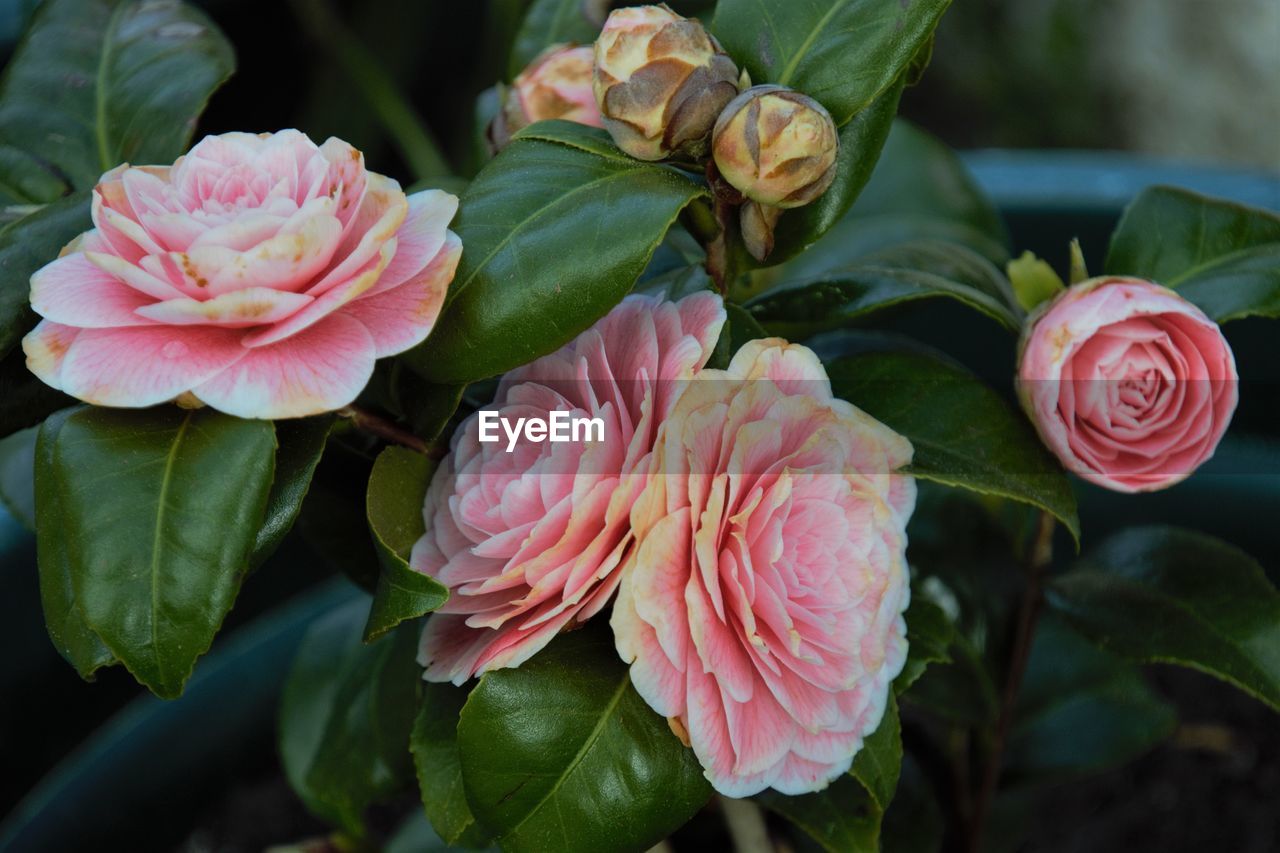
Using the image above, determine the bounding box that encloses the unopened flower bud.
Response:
[491,44,603,150]
[712,85,839,208]
[740,200,782,262]
[592,4,739,161]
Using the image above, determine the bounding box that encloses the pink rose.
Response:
[413,292,726,684]
[23,130,461,419]
[611,339,915,796]
[1017,276,1238,492]
[492,44,603,149]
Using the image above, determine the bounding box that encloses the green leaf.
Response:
[896,593,954,692]
[412,681,495,848]
[364,446,448,642]
[388,364,465,444]
[406,122,706,382]
[281,599,422,836]
[1006,615,1176,780]
[1105,185,1280,322]
[0,346,73,439]
[0,423,37,530]
[711,0,951,127]
[0,193,91,359]
[0,0,235,197]
[771,121,1008,282]
[758,774,879,853]
[457,627,711,853]
[34,407,117,679]
[36,406,275,697]
[1006,250,1065,312]
[749,239,1022,337]
[768,78,905,264]
[851,694,901,811]
[727,297,769,342]
[826,348,1079,541]
[250,415,334,568]
[1047,526,1280,711]
[509,0,602,78]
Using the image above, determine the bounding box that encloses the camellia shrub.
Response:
[0,0,1276,851]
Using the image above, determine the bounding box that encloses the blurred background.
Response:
[0,1,1277,851]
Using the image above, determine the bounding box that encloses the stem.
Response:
[967,510,1055,853]
[338,406,429,455]
[719,796,774,853]
[289,0,451,181]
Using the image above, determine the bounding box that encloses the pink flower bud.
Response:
[1017,276,1238,492]
[491,44,603,150]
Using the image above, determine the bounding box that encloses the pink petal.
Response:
[371,189,458,295]
[240,239,395,348]
[307,173,406,296]
[135,287,314,327]
[30,253,158,327]
[344,231,460,356]
[191,312,376,418]
[22,321,81,391]
[58,325,247,408]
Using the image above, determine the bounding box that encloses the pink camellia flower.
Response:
[413,292,726,684]
[491,44,603,149]
[22,130,461,419]
[611,339,915,796]
[1017,276,1237,492]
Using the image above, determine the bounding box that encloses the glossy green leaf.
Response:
[896,593,954,692]
[250,415,334,568]
[407,122,705,382]
[711,0,951,127]
[851,694,901,811]
[826,349,1079,541]
[758,774,879,853]
[509,0,602,78]
[34,407,117,679]
[0,423,37,530]
[365,446,448,642]
[1047,526,1280,711]
[779,119,1008,275]
[768,78,905,264]
[280,599,422,836]
[412,681,495,848]
[0,193,91,359]
[0,0,234,198]
[36,406,275,697]
[750,239,1022,337]
[1105,185,1280,322]
[1006,615,1176,780]
[457,627,711,853]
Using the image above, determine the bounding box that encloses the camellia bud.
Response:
[491,44,603,150]
[712,84,839,208]
[592,4,739,161]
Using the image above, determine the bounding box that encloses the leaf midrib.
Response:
[147,411,193,688]
[501,673,631,840]
[776,0,851,86]
[94,3,128,173]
